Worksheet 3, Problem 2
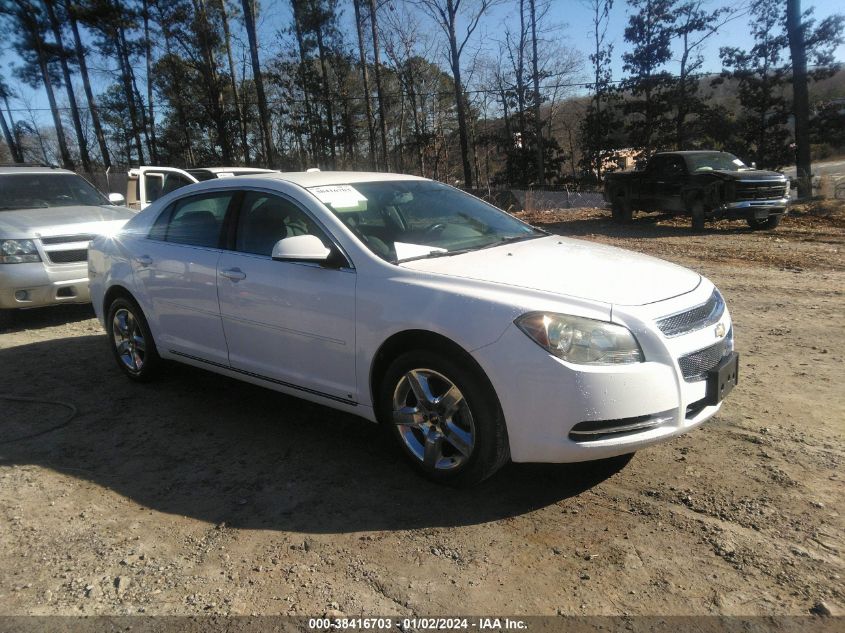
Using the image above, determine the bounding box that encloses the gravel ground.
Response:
[0,204,842,618]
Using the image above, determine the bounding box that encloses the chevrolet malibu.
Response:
[88,172,739,485]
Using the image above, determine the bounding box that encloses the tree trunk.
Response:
[314,24,337,169]
[368,0,389,171]
[219,0,249,164]
[68,5,110,168]
[141,0,158,163]
[353,0,376,169]
[120,23,154,162]
[114,22,145,163]
[291,1,316,162]
[1,107,21,162]
[529,0,543,184]
[43,0,90,171]
[242,0,275,166]
[787,0,811,199]
[28,17,74,168]
[446,1,473,188]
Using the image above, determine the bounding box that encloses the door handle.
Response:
[220,268,246,281]
[135,255,153,267]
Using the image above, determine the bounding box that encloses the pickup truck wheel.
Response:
[747,215,781,230]
[611,195,633,224]
[690,199,706,231]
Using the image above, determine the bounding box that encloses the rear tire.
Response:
[0,309,13,331]
[611,195,633,224]
[106,297,161,382]
[746,214,781,230]
[377,350,509,487]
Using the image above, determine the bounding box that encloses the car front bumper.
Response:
[0,261,90,310]
[472,283,734,463]
[715,197,789,218]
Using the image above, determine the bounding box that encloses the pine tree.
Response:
[621,0,675,159]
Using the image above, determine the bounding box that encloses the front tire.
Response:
[690,199,707,231]
[106,297,161,382]
[611,194,633,224]
[0,308,13,331]
[747,214,781,230]
[378,350,509,486]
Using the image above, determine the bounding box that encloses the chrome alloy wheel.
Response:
[392,368,476,471]
[112,308,146,374]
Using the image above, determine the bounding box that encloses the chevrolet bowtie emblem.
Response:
[715,323,726,338]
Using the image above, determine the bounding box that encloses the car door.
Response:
[132,190,236,366]
[127,167,198,211]
[657,156,687,211]
[642,156,668,208]
[216,189,358,403]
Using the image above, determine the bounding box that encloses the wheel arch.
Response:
[369,329,501,420]
[103,284,138,317]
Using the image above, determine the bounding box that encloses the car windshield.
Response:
[0,173,109,210]
[309,180,545,263]
[685,152,751,172]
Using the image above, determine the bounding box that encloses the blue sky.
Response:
[2,0,843,125]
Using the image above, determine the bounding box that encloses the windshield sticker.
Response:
[309,185,368,211]
[394,242,447,262]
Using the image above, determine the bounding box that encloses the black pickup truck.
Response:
[603,151,790,230]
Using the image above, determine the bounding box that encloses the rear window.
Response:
[0,173,108,209]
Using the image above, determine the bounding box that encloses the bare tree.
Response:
[67,1,110,167]
[242,0,275,166]
[42,0,91,171]
[414,0,499,187]
[368,0,388,170]
[352,0,376,168]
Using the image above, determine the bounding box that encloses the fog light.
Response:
[15,290,30,301]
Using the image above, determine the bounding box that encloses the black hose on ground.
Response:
[0,395,77,445]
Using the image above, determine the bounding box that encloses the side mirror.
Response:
[108,192,126,205]
[271,234,331,263]
[751,162,757,169]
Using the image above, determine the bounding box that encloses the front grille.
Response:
[735,183,787,201]
[678,330,732,382]
[41,234,96,245]
[45,249,88,264]
[656,290,724,337]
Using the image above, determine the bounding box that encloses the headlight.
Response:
[784,179,791,195]
[515,312,644,365]
[0,239,42,264]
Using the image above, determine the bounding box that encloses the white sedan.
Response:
[88,171,739,485]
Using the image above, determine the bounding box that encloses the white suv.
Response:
[0,165,135,329]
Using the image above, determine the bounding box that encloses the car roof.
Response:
[247,171,429,187]
[0,166,75,175]
[189,166,276,174]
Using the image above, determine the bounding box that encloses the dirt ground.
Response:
[0,204,842,618]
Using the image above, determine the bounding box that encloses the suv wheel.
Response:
[747,214,781,230]
[0,309,13,331]
[378,350,509,486]
[106,297,161,382]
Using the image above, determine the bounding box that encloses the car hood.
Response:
[400,235,701,306]
[0,205,136,238]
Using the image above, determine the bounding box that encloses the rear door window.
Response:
[150,192,235,249]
